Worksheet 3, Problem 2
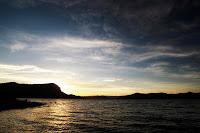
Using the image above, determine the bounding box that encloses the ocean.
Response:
[0,99,199,133]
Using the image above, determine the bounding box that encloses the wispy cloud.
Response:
[0,63,60,75]
[124,44,199,63]
[9,43,27,52]
[4,32,200,82]
[7,32,122,49]
[6,32,198,64]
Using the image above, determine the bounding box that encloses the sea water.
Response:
[0,99,199,133]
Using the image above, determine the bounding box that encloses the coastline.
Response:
[0,99,45,112]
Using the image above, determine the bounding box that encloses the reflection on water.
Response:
[0,99,200,133]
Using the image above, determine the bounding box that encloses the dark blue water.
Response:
[0,99,199,133]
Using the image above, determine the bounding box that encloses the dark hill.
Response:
[121,92,200,99]
[83,92,200,99]
[0,82,80,98]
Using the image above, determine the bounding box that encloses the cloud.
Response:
[44,57,69,63]
[102,78,122,82]
[0,63,58,86]
[2,0,200,38]
[0,0,199,94]
[6,32,199,63]
[47,37,122,49]
[0,63,60,74]
[4,32,200,82]
[4,32,123,67]
[0,0,200,94]
[129,49,199,63]
[0,63,78,92]
[9,43,27,52]
[6,32,122,50]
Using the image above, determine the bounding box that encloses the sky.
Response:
[0,0,200,96]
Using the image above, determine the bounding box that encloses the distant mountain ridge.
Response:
[121,92,200,99]
[83,92,200,99]
[0,82,79,98]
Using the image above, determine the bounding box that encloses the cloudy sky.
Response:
[0,0,200,96]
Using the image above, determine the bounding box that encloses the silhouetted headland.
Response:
[0,82,80,111]
[0,82,80,99]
